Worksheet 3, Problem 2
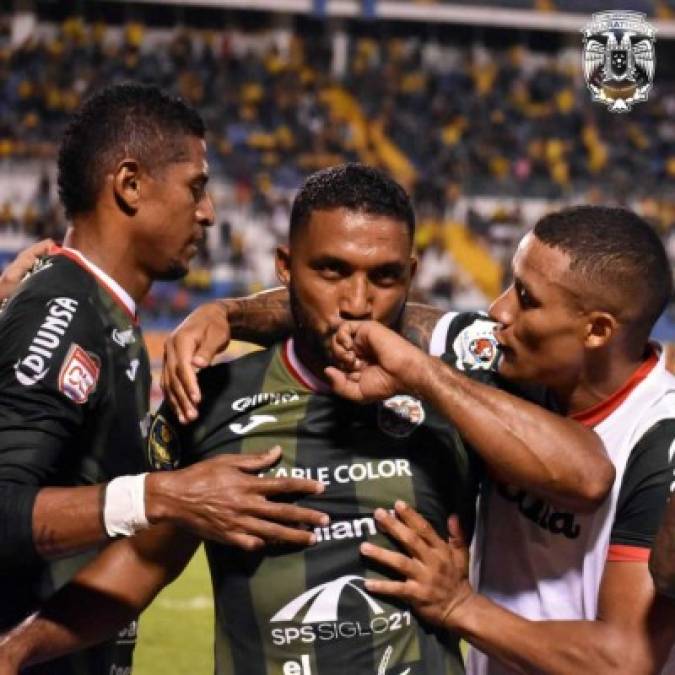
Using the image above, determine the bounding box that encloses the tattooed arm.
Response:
[163,292,446,421]
[400,302,445,352]
[162,288,293,422]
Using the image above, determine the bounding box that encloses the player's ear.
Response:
[583,311,617,349]
[409,255,418,282]
[276,245,291,287]
[112,159,141,215]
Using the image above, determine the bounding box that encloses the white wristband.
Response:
[103,474,150,537]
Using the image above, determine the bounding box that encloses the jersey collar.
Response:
[281,338,330,393]
[571,346,660,428]
[59,247,137,322]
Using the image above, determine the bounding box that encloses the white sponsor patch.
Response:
[112,327,136,347]
[58,343,100,404]
[14,297,78,386]
[265,459,412,486]
[126,358,139,382]
[269,575,412,647]
[272,576,384,623]
[229,414,277,435]
[232,391,300,412]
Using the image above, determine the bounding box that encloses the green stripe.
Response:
[246,346,315,675]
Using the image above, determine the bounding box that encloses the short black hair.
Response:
[58,82,205,219]
[534,205,672,340]
[289,163,415,243]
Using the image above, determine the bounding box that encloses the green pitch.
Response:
[134,545,214,674]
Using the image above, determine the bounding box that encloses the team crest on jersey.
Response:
[378,395,425,438]
[147,414,181,471]
[58,343,100,404]
[452,319,500,371]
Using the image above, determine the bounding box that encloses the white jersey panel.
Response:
[465,350,675,675]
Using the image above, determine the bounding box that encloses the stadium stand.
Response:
[0,1,673,339]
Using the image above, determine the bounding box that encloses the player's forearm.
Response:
[650,498,675,598]
[223,287,292,346]
[1,526,194,670]
[0,585,139,670]
[400,302,444,351]
[412,356,613,512]
[450,594,639,675]
[30,485,107,560]
[34,473,165,560]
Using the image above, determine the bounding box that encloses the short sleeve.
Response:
[0,291,106,485]
[609,419,675,561]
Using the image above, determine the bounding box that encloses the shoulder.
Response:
[0,256,108,405]
[1,255,100,333]
[610,416,675,553]
[196,347,277,400]
[624,417,675,477]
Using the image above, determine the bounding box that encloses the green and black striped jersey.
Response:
[155,337,482,675]
[0,249,151,675]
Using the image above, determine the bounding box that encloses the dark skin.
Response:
[159,231,675,673]
[22,136,327,559]
[0,206,419,670]
[161,291,446,424]
[0,239,56,302]
[335,235,675,674]
[0,209,611,672]
[161,239,612,512]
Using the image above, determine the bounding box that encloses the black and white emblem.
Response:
[582,11,655,113]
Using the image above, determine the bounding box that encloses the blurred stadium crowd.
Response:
[0,2,674,332]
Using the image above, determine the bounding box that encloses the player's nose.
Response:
[339,275,372,321]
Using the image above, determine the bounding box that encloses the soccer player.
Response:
[161,205,675,672]
[0,165,609,674]
[326,207,675,674]
[0,83,326,675]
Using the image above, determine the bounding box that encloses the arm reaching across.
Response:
[3,445,326,566]
[162,291,441,424]
[162,287,292,423]
[326,320,613,511]
[145,445,328,549]
[362,503,675,675]
[0,239,55,302]
[0,523,199,671]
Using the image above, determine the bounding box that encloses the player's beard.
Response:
[288,284,336,375]
[155,259,189,281]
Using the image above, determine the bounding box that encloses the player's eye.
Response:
[190,181,206,202]
[516,283,537,309]
[370,267,403,287]
[314,259,348,280]
[319,264,343,279]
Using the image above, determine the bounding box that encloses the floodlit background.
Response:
[1,0,674,671]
